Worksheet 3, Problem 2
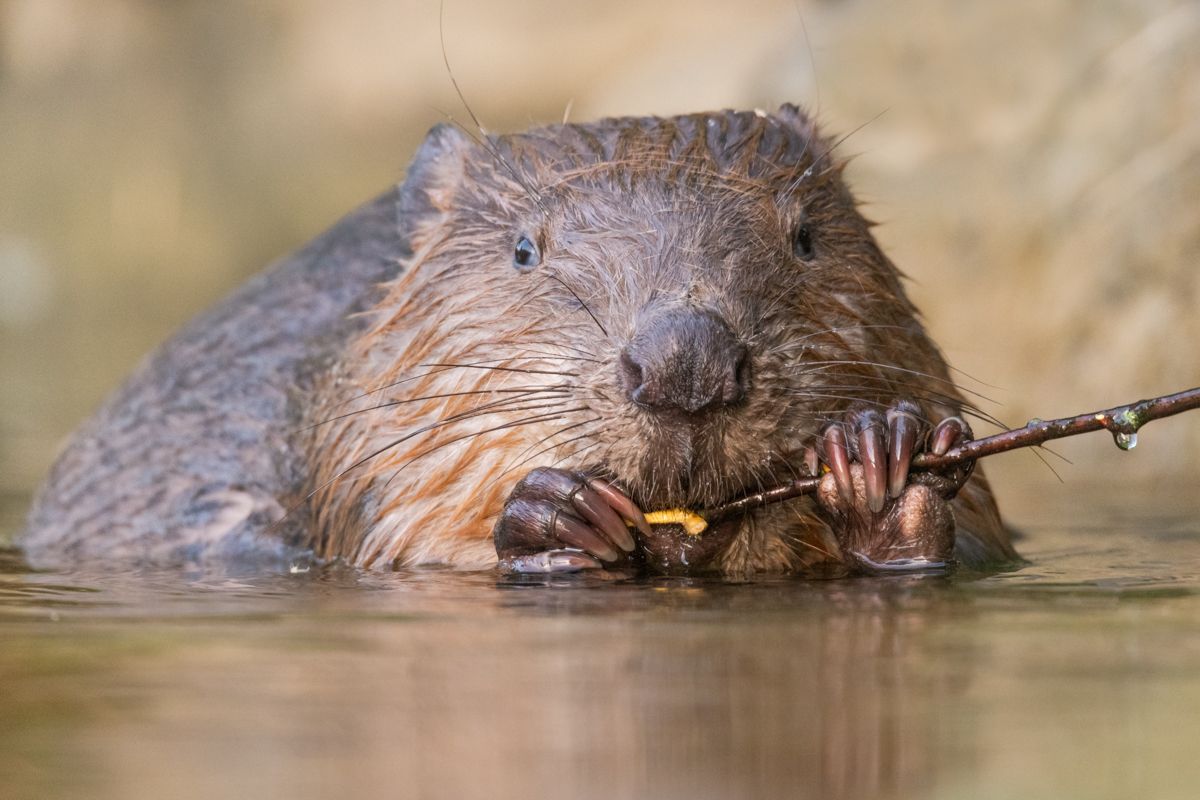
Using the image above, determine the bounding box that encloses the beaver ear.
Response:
[775,103,817,137]
[396,123,471,254]
[774,103,830,170]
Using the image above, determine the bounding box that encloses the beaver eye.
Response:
[513,235,541,272]
[793,224,816,261]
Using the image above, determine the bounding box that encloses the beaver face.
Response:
[381,106,936,516]
[522,186,805,511]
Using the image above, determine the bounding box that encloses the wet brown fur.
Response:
[298,106,1016,574]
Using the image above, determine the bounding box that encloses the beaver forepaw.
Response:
[493,468,650,573]
[805,401,974,573]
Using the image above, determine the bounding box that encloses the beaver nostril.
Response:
[618,350,648,404]
[729,345,751,405]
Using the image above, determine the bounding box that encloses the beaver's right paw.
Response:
[493,468,651,573]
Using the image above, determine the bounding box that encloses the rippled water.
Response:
[3,483,1200,800]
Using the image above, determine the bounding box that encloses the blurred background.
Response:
[1,0,1197,531]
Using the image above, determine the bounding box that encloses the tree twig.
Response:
[703,386,1200,525]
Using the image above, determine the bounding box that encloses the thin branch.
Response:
[912,387,1200,468]
[703,386,1200,525]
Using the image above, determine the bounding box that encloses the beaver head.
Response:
[306,105,957,568]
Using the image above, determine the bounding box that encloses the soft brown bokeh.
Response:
[1,0,1197,509]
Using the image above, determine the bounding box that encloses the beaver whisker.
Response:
[503,417,603,474]
[773,323,929,349]
[301,386,573,433]
[787,362,974,400]
[509,274,566,311]
[789,379,999,420]
[788,391,1007,437]
[276,394,573,541]
[832,385,999,429]
[787,391,903,411]
[308,396,574,503]
[792,530,838,560]
[504,352,598,365]
[504,423,605,478]
[781,109,887,200]
[788,375,1008,430]
[380,406,591,492]
[418,362,579,379]
[547,440,601,471]
[815,109,888,170]
[517,338,601,361]
[542,271,609,337]
[792,359,999,404]
[944,364,1006,391]
[507,344,602,364]
[780,142,831,197]
[345,357,539,406]
[437,5,547,216]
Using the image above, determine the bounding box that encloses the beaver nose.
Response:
[618,308,750,415]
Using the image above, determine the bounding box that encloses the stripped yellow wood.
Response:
[625,508,708,536]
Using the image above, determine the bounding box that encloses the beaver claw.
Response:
[493,467,650,573]
[804,401,974,573]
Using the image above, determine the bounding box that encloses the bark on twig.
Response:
[704,386,1200,525]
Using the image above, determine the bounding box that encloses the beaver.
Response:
[21,105,1017,576]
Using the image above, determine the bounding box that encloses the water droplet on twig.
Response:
[1113,431,1138,450]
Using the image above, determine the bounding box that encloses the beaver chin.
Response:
[635,514,743,574]
[620,459,755,573]
[591,424,776,513]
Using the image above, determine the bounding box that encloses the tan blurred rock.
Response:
[1,0,1196,498]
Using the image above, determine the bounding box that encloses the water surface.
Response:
[3,483,1199,800]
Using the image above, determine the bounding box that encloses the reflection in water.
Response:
[3,566,974,799]
[3,485,1200,799]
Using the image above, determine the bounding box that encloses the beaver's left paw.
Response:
[804,401,974,572]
